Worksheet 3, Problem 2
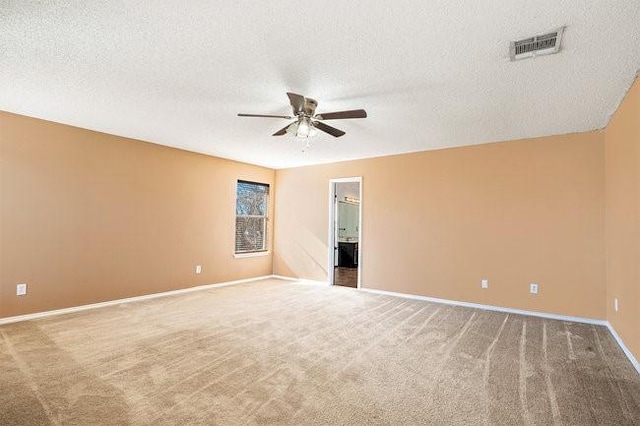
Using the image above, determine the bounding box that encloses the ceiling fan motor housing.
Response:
[302,98,318,116]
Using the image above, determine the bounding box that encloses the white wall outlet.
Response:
[529,283,539,294]
[16,283,27,296]
[195,265,202,274]
[481,279,489,289]
[614,298,619,312]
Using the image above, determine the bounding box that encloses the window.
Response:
[235,180,269,254]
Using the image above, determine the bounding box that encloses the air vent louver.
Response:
[510,27,564,61]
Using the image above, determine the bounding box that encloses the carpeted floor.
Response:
[0,278,638,425]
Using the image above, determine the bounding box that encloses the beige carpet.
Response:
[1,278,638,425]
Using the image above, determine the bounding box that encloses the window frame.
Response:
[234,180,270,256]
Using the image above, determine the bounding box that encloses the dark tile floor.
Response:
[334,267,357,288]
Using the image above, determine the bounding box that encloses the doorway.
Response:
[329,178,362,288]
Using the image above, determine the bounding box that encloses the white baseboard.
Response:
[359,287,608,325]
[606,322,640,374]
[0,275,274,326]
[272,275,607,325]
[273,276,606,324]
[270,274,300,282]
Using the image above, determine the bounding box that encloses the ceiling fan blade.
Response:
[286,92,305,115]
[315,109,367,120]
[238,113,293,119]
[313,121,346,138]
[272,124,291,136]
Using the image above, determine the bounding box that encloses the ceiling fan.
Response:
[238,92,367,138]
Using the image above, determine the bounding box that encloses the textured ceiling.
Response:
[1,1,639,169]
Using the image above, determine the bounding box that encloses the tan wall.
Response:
[605,76,640,361]
[3,80,637,359]
[274,132,606,319]
[0,112,274,318]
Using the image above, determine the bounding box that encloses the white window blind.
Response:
[235,180,269,254]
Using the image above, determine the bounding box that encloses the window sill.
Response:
[234,251,271,259]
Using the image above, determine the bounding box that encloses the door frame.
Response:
[328,177,363,289]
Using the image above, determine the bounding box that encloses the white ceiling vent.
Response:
[510,27,565,61]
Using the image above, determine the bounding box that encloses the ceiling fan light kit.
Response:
[238,92,367,150]
[286,116,318,139]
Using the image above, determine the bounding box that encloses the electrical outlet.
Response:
[529,283,539,295]
[481,279,489,289]
[16,283,27,296]
[614,298,619,312]
[195,265,202,274]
